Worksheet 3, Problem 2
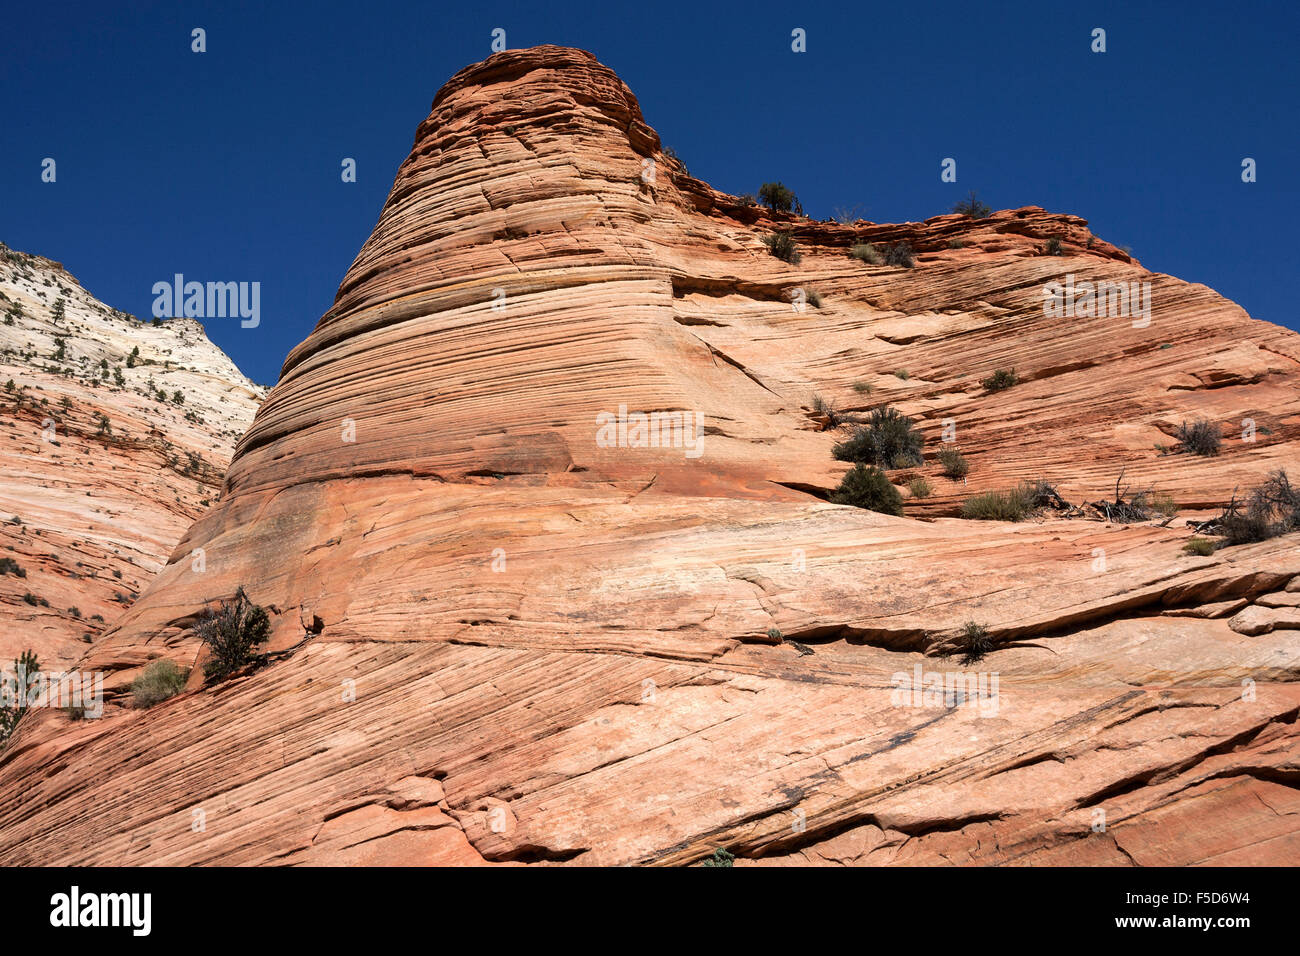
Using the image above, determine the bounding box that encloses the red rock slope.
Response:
[0,46,1297,866]
[0,246,263,669]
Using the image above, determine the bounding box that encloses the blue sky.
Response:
[3,0,1296,385]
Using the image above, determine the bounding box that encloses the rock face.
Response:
[0,246,263,669]
[1,46,1297,866]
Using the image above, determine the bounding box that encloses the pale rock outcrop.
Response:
[0,246,263,668]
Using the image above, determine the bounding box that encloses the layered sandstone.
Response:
[0,246,263,668]
[0,46,1296,866]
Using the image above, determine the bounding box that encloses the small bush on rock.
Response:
[831,464,904,516]
[758,182,797,214]
[1176,418,1221,457]
[953,190,992,218]
[763,231,801,264]
[850,243,882,265]
[882,242,914,268]
[908,477,934,498]
[958,622,992,665]
[938,447,969,478]
[196,587,270,682]
[981,369,1017,393]
[832,406,924,468]
[131,659,189,707]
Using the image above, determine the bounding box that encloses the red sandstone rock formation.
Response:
[0,247,262,669]
[0,46,1296,866]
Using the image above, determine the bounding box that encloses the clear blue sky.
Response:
[3,0,1296,385]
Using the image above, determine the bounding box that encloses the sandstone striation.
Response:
[0,247,263,668]
[0,46,1296,866]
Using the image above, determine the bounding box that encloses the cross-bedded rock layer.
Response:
[1,46,1296,866]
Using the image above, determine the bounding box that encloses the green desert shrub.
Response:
[131,659,190,708]
[908,477,934,499]
[981,368,1017,393]
[832,405,924,468]
[962,489,1030,521]
[758,182,797,213]
[850,242,882,265]
[937,447,969,478]
[960,480,1059,521]
[702,847,736,867]
[1043,236,1063,256]
[0,557,25,577]
[1176,418,1221,457]
[852,381,873,394]
[196,587,271,682]
[763,231,801,264]
[1183,538,1216,556]
[830,464,904,515]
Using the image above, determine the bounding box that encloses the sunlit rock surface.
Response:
[1,47,1296,867]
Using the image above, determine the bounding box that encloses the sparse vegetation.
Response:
[832,405,924,468]
[0,557,25,578]
[1176,418,1221,457]
[195,587,271,682]
[1197,470,1300,547]
[810,393,839,425]
[961,480,1062,522]
[953,190,992,219]
[702,847,736,867]
[1044,236,1063,256]
[830,464,904,516]
[908,477,934,499]
[758,182,797,214]
[938,447,970,478]
[852,381,873,395]
[763,231,801,264]
[981,368,1017,393]
[881,242,914,268]
[1183,538,1216,556]
[661,146,687,174]
[131,659,190,707]
[850,242,882,265]
[958,622,992,665]
[1,650,39,747]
